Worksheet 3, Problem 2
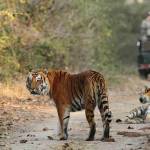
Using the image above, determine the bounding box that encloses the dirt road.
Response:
[1,76,150,150]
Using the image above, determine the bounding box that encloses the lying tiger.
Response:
[26,69,112,141]
[125,86,150,123]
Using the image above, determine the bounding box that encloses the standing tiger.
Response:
[26,69,112,141]
[125,86,150,123]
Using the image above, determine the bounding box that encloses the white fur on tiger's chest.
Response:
[145,105,150,123]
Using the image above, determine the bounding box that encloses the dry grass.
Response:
[0,80,30,100]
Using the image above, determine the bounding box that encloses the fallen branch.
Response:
[117,131,150,137]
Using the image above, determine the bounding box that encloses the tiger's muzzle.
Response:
[139,95,150,104]
[30,90,39,95]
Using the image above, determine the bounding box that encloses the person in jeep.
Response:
[141,11,150,41]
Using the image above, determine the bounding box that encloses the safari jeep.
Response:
[137,40,150,78]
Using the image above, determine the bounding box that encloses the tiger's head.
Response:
[26,69,50,96]
[139,86,150,104]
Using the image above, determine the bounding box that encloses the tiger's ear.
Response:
[43,69,48,75]
[144,85,149,92]
[31,69,36,73]
[28,72,33,80]
[38,68,48,75]
[28,66,32,72]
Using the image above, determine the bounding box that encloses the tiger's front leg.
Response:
[57,105,71,140]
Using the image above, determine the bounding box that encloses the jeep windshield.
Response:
[142,41,150,52]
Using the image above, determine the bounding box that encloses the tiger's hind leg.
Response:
[57,105,71,140]
[57,119,61,136]
[98,95,112,141]
[85,94,96,141]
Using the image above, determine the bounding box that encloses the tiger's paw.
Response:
[59,134,68,140]
[59,137,67,140]
[100,137,115,142]
[86,137,94,141]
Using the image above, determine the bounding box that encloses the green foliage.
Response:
[0,0,150,81]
